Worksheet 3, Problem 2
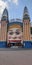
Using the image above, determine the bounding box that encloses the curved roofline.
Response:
[8,21,23,27]
[9,18,22,22]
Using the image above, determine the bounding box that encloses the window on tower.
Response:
[30,27,32,34]
[0,23,1,28]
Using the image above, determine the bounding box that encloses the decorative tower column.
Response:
[0,20,1,41]
[23,6,30,41]
[1,8,9,42]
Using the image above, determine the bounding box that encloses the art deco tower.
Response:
[1,8,9,42]
[23,6,30,41]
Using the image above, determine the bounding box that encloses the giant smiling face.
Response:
[8,24,22,43]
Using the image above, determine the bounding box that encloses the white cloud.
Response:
[0,0,7,14]
[0,0,12,20]
[8,0,11,2]
[12,0,18,5]
[0,0,18,20]
[7,0,18,5]
[0,0,8,20]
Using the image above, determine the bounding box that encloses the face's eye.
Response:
[16,29,21,35]
[16,32,20,35]
[9,32,13,35]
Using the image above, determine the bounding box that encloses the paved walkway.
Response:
[0,50,32,65]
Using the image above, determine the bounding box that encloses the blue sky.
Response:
[0,0,32,22]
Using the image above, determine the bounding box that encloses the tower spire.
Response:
[23,6,30,21]
[1,8,9,22]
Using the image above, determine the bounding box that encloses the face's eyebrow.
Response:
[16,29,21,31]
[9,30,13,32]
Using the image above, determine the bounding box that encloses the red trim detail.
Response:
[8,40,21,42]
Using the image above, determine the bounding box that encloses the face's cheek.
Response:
[10,35,14,39]
[16,34,22,39]
[11,35,14,39]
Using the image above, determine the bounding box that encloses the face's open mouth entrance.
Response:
[7,40,23,48]
[7,42,23,48]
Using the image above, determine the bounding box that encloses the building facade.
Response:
[0,6,32,48]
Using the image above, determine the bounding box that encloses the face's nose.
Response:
[13,36,17,39]
[12,33,17,39]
